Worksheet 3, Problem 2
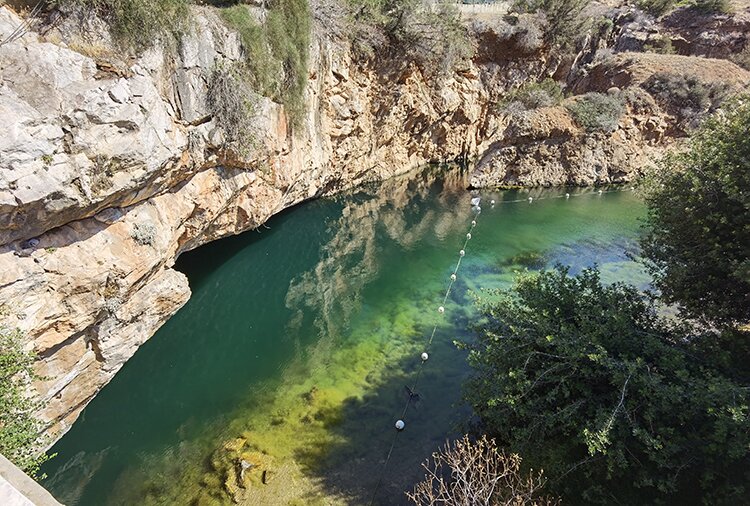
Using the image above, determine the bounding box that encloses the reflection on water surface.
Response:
[43,166,646,505]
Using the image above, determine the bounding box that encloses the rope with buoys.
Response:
[367,196,482,506]
[366,184,638,505]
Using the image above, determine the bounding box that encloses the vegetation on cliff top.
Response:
[219,0,310,128]
[58,0,189,49]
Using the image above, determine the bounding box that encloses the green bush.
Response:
[512,0,588,51]
[0,325,52,478]
[643,34,675,54]
[690,0,732,13]
[220,0,310,128]
[565,92,624,133]
[461,267,750,504]
[641,96,750,327]
[346,0,471,74]
[499,78,564,113]
[636,0,675,16]
[207,63,258,155]
[58,0,190,49]
[642,72,731,131]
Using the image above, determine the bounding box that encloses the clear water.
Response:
[42,166,647,505]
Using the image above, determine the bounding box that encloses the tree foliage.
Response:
[461,267,750,504]
[641,96,750,327]
[0,324,51,478]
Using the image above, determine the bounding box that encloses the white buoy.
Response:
[450,273,457,282]
[598,189,603,195]
[421,352,429,361]
[466,233,472,240]
[471,220,477,227]
[471,197,481,207]
[490,199,496,206]
[395,420,405,431]
[476,206,481,214]
[528,197,533,203]
[565,193,570,199]
[459,249,465,257]
[438,306,445,314]
[630,186,635,191]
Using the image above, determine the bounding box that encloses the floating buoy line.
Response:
[366,185,637,505]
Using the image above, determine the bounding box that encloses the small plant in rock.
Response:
[731,44,750,71]
[499,78,564,113]
[690,0,732,13]
[407,435,559,506]
[643,35,675,54]
[58,0,190,50]
[566,92,624,133]
[637,0,675,16]
[0,324,52,478]
[207,63,259,156]
[131,222,156,246]
[40,154,53,167]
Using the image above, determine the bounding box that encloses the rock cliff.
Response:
[0,2,748,442]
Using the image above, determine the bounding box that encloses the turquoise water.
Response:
[42,166,647,505]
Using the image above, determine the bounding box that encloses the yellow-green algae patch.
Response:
[108,294,441,505]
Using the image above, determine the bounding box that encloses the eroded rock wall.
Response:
[0,2,748,442]
[0,5,492,439]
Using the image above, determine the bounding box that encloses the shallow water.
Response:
[42,166,647,505]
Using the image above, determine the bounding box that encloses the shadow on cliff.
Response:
[292,334,473,506]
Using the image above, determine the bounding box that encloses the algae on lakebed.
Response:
[42,167,646,506]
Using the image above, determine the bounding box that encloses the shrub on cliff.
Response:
[636,0,675,17]
[512,0,588,51]
[642,72,731,132]
[0,323,52,478]
[461,267,750,504]
[207,63,259,156]
[58,0,189,49]
[347,0,472,76]
[565,92,624,133]
[498,78,564,114]
[690,0,731,13]
[641,96,750,327]
[220,0,310,128]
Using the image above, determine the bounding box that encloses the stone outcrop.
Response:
[0,5,490,440]
[0,2,748,443]
[470,98,669,187]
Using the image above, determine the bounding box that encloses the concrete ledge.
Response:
[0,453,62,506]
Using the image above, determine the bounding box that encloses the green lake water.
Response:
[42,166,647,505]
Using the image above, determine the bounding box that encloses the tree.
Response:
[641,96,750,328]
[0,324,52,478]
[408,435,559,506]
[348,0,472,75]
[512,0,588,51]
[461,267,750,504]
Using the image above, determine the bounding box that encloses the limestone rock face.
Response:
[0,2,745,442]
[470,100,668,188]
[0,5,491,440]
